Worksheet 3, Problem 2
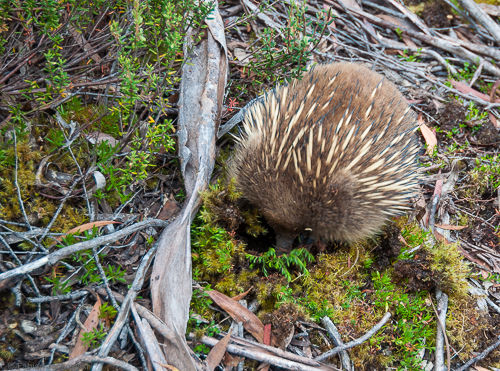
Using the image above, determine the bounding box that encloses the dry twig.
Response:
[321,316,352,370]
[315,313,392,362]
[9,355,139,371]
[456,0,500,42]
[455,335,500,371]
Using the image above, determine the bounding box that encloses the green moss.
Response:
[58,97,121,137]
[0,347,14,362]
[302,245,370,320]
[198,178,244,231]
[241,208,268,237]
[446,296,491,361]
[427,242,470,297]
[0,142,42,220]
[190,288,213,320]
[398,221,471,298]
[192,221,246,280]
[469,154,500,193]
[214,271,258,296]
[54,205,89,233]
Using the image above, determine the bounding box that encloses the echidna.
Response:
[230,63,420,252]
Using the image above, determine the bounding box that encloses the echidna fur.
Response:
[230,63,420,250]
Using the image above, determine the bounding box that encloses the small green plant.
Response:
[445,125,461,138]
[276,285,295,304]
[471,154,500,190]
[190,288,214,320]
[465,100,487,123]
[399,224,429,257]
[44,272,72,295]
[45,127,66,148]
[363,258,374,269]
[0,148,8,167]
[43,44,70,98]
[240,1,333,88]
[192,320,221,356]
[453,61,477,81]
[275,284,334,321]
[479,272,500,284]
[395,27,403,39]
[445,141,469,155]
[55,228,127,288]
[246,248,314,282]
[193,343,211,356]
[104,265,126,284]
[372,271,434,368]
[59,229,102,285]
[81,323,107,349]
[341,280,365,309]
[94,119,176,203]
[398,48,422,62]
[99,302,118,321]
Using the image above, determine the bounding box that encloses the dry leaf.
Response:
[156,364,180,371]
[263,324,272,345]
[53,221,120,245]
[434,224,467,230]
[223,352,242,368]
[157,197,180,220]
[490,112,499,129]
[433,230,451,244]
[449,80,500,103]
[479,3,500,17]
[231,287,252,301]
[69,296,101,359]
[84,131,120,146]
[207,290,264,343]
[206,332,231,371]
[418,115,437,155]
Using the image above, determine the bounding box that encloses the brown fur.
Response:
[230,63,420,248]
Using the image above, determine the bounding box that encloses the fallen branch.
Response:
[433,290,451,371]
[456,0,500,43]
[321,316,351,370]
[314,312,392,362]
[327,0,500,76]
[455,335,500,371]
[0,219,167,282]
[91,244,158,371]
[189,334,337,371]
[149,1,228,369]
[130,304,168,371]
[9,355,139,371]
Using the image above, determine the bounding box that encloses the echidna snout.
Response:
[230,63,420,252]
